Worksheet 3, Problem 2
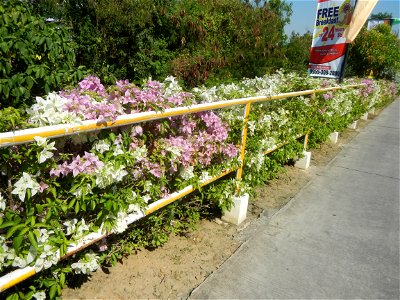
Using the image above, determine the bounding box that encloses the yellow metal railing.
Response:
[0,84,364,292]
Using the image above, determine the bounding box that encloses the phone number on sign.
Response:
[309,69,341,77]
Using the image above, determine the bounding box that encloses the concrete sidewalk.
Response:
[190,99,399,299]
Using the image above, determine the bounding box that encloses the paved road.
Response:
[190,99,399,299]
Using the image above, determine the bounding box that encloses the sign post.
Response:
[309,0,356,80]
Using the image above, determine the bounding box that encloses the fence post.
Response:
[235,102,252,192]
[223,102,251,226]
[295,92,314,170]
[303,130,310,151]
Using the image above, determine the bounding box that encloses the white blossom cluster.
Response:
[0,192,5,211]
[11,172,40,202]
[329,90,356,116]
[27,92,81,126]
[63,218,90,238]
[162,76,183,97]
[34,136,57,164]
[94,162,128,189]
[0,235,16,271]
[71,252,100,274]
[0,229,59,273]
[180,166,195,180]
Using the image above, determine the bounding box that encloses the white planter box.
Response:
[329,132,339,144]
[361,112,368,121]
[295,151,311,170]
[348,120,357,129]
[222,193,249,225]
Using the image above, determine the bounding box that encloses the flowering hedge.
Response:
[0,72,397,299]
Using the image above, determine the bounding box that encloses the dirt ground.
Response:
[62,115,373,299]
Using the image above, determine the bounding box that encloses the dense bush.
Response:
[0,72,397,299]
[348,24,400,79]
[0,0,85,109]
[30,0,292,87]
[283,31,312,72]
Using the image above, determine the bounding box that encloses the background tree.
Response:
[30,0,292,87]
[0,0,84,108]
[348,24,400,78]
[283,31,312,72]
[369,12,393,20]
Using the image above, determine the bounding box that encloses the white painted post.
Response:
[329,131,339,144]
[348,120,357,129]
[295,151,311,170]
[369,107,375,115]
[222,193,249,225]
[361,112,368,120]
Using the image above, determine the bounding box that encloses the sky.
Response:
[284,0,400,37]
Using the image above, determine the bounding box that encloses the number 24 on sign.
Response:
[320,26,335,42]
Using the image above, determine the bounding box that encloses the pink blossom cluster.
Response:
[113,79,193,113]
[50,76,239,195]
[160,112,238,168]
[389,83,397,96]
[62,91,119,122]
[198,112,229,141]
[50,152,104,177]
[360,79,375,97]
[78,76,105,96]
[322,92,333,101]
[321,80,331,88]
[59,76,194,122]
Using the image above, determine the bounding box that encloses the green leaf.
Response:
[60,273,66,286]
[0,220,16,229]
[68,198,76,209]
[6,223,26,238]
[6,293,20,300]
[75,200,80,214]
[36,204,43,214]
[28,230,38,250]
[13,235,24,252]
[18,226,30,237]
[49,284,58,299]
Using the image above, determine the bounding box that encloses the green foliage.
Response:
[0,107,30,132]
[284,31,312,72]
[31,0,292,87]
[0,0,85,108]
[168,0,292,87]
[369,12,393,20]
[348,25,400,79]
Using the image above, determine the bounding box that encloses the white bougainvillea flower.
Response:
[27,92,82,126]
[11,172,40,201]
[112,211,128,233]
[34,244,58,272]
[32,291,46,300]
[75,219,90,238]
[34,136,56,163]
[113,144,124,156]
[0,192,5,211]
[93,139,110,154]
[63,218,78,236]
[12,256,27,268]
[36,229,54,246]
[200,171,212,182]
[94,162,128,189]
[180,166,194,180]
[71,252,100,274]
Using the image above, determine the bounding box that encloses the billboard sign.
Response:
[309,0,356,79]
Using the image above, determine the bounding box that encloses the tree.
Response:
[369,12,393,20]
[0,0,84,108]
[284,31,312,72]
[348,24,400,78]
[29,0,293,87]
